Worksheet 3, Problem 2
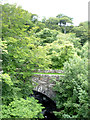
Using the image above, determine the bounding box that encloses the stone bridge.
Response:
[32,69,64,99]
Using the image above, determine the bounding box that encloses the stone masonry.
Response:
[32,70,64,99]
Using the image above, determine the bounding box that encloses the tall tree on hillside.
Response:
[45,17,61,30]
[71,21,88,45]
[56,14,73,33]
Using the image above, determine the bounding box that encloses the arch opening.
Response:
[29,90,58,120]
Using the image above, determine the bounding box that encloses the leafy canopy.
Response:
[53,54,88,118]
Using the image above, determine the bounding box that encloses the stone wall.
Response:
[32,70,64,99]
[32,69,64,73]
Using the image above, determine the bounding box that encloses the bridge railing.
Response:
[32,69,64,73]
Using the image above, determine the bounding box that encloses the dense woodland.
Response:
[1,3,89,119]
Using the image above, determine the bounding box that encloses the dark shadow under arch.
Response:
[29,90,58,120]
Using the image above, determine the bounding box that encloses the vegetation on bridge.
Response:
[1,3,88,119]
[32,72,64,75]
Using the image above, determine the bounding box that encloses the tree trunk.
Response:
[64,25,66,34]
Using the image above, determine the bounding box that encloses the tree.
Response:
[2,3,88,119]
[2,95,44,118]
[43,17,61,31]
[35,28,59,45]
[47,42,74,69]
[77,41,88,58]
[56,14,73,33]
[1,3,48,118]
[71,21,88,45]
[41,14,73,32]
[46,32,81,69]
[46,17,59,25]
[2,3,43,37]
[53,54,89,118]
[57,32,81,49]
[1,40,45,118]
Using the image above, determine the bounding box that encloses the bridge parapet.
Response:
[32,71,64,99]
[32,69,64,73]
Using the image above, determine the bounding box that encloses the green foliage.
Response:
[2,4,30,37]
[1,3,47,119]
[56,14,73,25]
[2,3,88,119]
[2,97,44,118]
[1,73,14,105]
[77,41,88,58]
[45,17,61,30]
[56,14,73,34]
[42,13,73,33]
[32,72,64,75]
[48,42,74,69]
[46,32,78,69]
[1,73,33,105]
[1,73,44,118]
[2,35,45,105]
[71,21,88,45]
[36,28,59,45]
[53,54,89,118]
[57,32,81,49]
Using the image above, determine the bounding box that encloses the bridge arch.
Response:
[32,69,64,99]
[30,90,57,119]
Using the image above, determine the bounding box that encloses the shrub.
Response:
[2,97,44,119]
[53,54,89,118]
